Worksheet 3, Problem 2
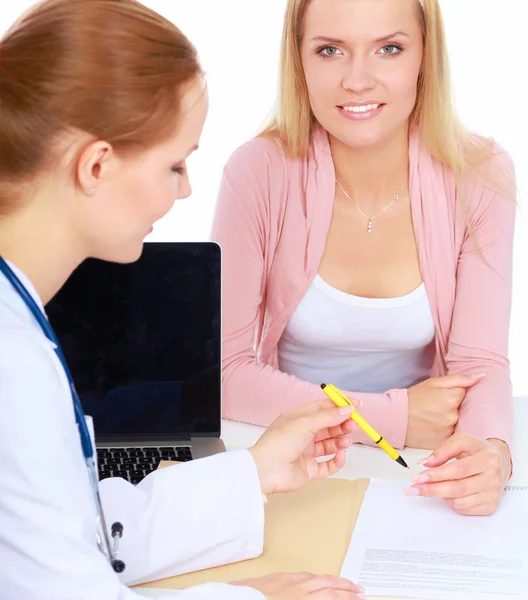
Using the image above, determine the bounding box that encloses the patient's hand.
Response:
[406,374,484,449]
[404,433,512,516]
[231,572,365,599]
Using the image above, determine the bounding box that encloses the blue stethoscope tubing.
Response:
[0,257,125,573]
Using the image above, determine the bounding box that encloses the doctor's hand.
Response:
[406,374,484,449]
[404,433,512,516]
[249,399,359,496]
[232,572,365,599]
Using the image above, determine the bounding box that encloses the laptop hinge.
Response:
[95,433,192,444]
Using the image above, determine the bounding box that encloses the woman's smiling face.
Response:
[300,0,424,149]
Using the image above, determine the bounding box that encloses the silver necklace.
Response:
[335,179,405,233]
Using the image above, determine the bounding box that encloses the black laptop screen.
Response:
[46,242,221,439]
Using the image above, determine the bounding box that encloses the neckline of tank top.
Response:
[312,275,429,309]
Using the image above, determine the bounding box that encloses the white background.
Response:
[1,1,527,394]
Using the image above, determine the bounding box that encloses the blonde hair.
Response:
[259,0,515,198]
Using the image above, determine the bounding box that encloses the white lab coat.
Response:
[0,265,265,600]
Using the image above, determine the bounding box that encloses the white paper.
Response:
[133,591,176,598]
[341,479,528,599]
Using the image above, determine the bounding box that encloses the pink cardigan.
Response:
[211,126,516,451]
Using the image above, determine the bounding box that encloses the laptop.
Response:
[46,241,225,484]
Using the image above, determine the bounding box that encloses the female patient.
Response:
[211,0,517,516]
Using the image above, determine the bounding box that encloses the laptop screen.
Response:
[46,242,221,440]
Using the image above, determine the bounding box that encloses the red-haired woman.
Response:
[0,2,364,599]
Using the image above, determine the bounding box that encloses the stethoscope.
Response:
[0,257,126,573]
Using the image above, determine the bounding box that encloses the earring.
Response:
[89,187,95,195]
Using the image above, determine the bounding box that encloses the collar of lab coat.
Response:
[0,260,47,327]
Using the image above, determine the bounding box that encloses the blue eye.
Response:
[317,45,341,57]
[379,44,403,56]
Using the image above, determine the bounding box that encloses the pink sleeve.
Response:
[448,152,516,455]
[210,142,409,449]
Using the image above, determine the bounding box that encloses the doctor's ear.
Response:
[76,141,114,197]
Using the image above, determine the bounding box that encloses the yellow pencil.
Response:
[321,383,408,469]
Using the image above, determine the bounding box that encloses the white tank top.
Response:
[278,275,436,393]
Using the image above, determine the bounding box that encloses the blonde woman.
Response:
[212,0,517,516]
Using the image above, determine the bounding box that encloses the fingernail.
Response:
[357,595,365,600]
[418,455,435,465]
[471,373,486,379]
[403,487,421,496]
[339,406,354,416]
[356,586,365,593]
[413,473,430,483]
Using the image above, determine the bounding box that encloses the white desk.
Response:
[222,396,528,486]
[137,397,527,598]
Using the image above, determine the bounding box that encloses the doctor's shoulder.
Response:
[0,317,67,401]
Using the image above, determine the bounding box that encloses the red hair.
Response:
[0,0,202,210]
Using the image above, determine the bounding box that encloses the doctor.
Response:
[0,1,365,599]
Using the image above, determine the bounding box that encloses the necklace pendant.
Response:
[367,219,373,233]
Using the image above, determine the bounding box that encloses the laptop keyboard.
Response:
[97,446,193,485]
